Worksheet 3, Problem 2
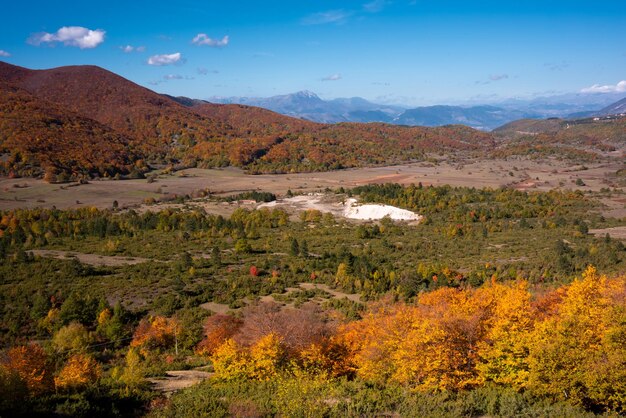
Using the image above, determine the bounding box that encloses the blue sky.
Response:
[1,0,625,105]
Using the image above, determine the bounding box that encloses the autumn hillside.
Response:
[0,61,495,180]
[2,61,624,181]
[492,115,626,159]
[0,81,137,180]
[0,62,235,156]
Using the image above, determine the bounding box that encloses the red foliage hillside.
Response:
[0,81,136,179]
[0,62,231,157]
[0,61,497,179]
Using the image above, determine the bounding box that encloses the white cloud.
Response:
[301,10,352,25]
[163,74,194,80]
[489,74,509,81]
[322,73,342,81]
[147,52,182,66]
[0,50,10,57]
[28,26,105,49]
[121,45,145,53]
[476,74,509,85]
[192,34,229,47]
[581,80,626,94]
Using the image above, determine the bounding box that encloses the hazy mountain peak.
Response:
[293,90,320,99]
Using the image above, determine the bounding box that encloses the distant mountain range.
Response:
[210,91,404,124]
[597,97,626,116]
[210,91,626,131]
[393,105,538,131]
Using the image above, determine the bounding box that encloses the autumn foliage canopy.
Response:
[202,267,626,412]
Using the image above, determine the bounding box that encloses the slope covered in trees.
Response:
[0,81,137,179]
[2,61,623,181]
[493,116,626,160]
[0,61,519,180]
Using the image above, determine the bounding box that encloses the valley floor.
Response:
[1,156,624,217]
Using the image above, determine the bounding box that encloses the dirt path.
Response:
[147,370,214,395]
[199,301,231,314]
[28,249,152,266]
[298,282,361,302]
[200,283,361,314]
[589,226,626,240]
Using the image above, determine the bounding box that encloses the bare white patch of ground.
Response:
[259,194,421,222]
[199,301,231,314]
[343,198,422,221]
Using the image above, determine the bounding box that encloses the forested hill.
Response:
[0,61,494,180]
[1,61,624,182]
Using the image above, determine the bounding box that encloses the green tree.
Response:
[211,246,221,266]
[289,238,299,257]
[235,239,252,254]
[300,240,309,257]
[59,293,101,326]
[52,322,92,353]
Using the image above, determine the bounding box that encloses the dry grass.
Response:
[147,370,214,395]
[28,249,152,266]
[589,226,626,240]
[1,157,623,216]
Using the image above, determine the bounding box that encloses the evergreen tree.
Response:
[300,240,309,257]
[290,238,299,256]
[212,246,221,266]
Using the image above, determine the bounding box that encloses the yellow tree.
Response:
[116,347,145,389]
[337,285,497,391]
[335,306,396,384]
[97,308,112,328]
[335,263,351,291]
[395,286,491,391]
[249,333,285,380]
[476,281,534,388]
[210,339,251,381]
[527,267,626,410]
[54,354,101,391]
[295,339,354,379]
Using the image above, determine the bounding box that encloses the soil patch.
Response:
[589,226,626,240]
[147,370,213,395]
[199,301,231,314]
[28,249,152,266]
[299,282,361,303]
